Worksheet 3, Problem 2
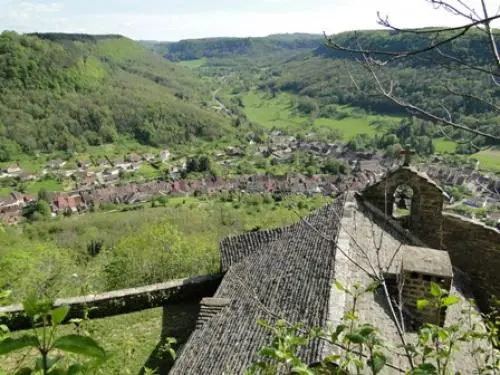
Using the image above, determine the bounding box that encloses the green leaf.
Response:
[258,347,277,358]
[67,364,84,375]
[14,368,32,375]
[168,348,176,360]
[53,335,106,359]
[364,281,381,293]
[331,324,346,342]
[417,299,430,310]
[0,335,38,355]
[345,333,365,344]
[430,282,441,298]
[50,305,70,325]
[47,369,66,375]
[412,363,437,375]
[291,364,315,375]
[324,354,340,364]
[368,351,387,374]
[22,297,53,319]
[359,325,375,337]
[0,290,12,300]
[334,280,346,292]
[440,295,459,307]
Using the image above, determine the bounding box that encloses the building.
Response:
[4,164,22,174]
[170,164,500,375]
[160,149,170,161]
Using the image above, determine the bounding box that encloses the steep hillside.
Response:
[0,32,231,161]
[148,33,323,62]
[257,29,500,148]
[153,30,499,154]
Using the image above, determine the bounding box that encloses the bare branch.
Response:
[480,0,500,70]
[444,83,500,112]
[434,47,500,78]
[360,58,500,142]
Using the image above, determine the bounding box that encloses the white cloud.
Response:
[1,0,499,40]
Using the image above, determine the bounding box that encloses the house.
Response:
[77,160,92,169]
[0,192,32,216]
[463,198,488,208]
[126,152,142,163]
[104,168,120,177]
[169,163,499,375]
[96,159,108,167]
[160,149,170,161]
[52,193,82,214]
[226,146,243,156]
[18,172,36,182]
[47,159,66,169]
[142,153,155,162]
[4,164,21,174]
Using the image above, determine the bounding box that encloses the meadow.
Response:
[0,193,330,374]
[241,91,400,140]
[0,193,329,304]
[472,148,500,172]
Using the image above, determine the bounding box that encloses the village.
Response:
[0,132,499,228]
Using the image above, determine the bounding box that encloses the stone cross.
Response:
[399,145,416,167]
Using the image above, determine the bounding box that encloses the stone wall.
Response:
[362,166,500,313]
[362,167,444,249]
[0,274,222,331]
[441,213,500,310]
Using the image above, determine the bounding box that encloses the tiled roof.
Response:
[170,197,346,375]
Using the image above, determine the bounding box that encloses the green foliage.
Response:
[0,297,106,374]
[1,194,327,303]
[149,34,323,62]
[249,281,500,375]
[0,32,233,161]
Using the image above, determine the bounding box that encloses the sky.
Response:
[0,0,498,41]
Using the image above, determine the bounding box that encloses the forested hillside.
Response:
[162,30,500,151]
[148,33,323,61]
[0,32,231,162]
[260,30,500,148]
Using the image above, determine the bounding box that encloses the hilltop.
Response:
[159,30,500,155]
[0,32,232,162]
[146,33,323,62]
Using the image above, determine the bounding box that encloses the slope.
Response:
[148,33,323,62]
[0,32,231,161]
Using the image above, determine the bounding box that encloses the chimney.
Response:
[196,297,230,329]
[399,246,453,326]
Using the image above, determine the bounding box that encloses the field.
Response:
[241,91,400,140]
[434,138,457,153]
[2,304,199,375]
[177,58,206,69]
[0,194,329,304]
[472,148,500,172]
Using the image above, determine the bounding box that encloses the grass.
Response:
[241,91,399,139]
[1,194,330,303]
[0,194,331,373]
[434,138,457,153]
[25,179,62,194]
[177,58,206,69]
[138,163,160,178]
[2,303,201,374]
[471,148,500,172]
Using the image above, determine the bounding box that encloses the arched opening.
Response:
[393,184,414,224]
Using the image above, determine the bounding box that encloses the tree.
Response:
[35,200,52,218]
[324,0,500,149]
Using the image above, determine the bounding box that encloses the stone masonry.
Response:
[400,246,453,326]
